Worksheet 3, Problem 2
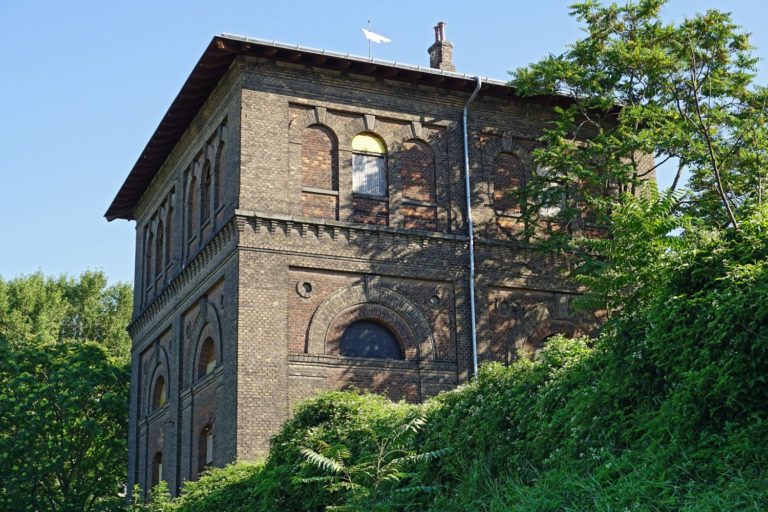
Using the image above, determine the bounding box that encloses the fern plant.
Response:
[296,416,445,511]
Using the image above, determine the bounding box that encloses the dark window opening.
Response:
[339,320,402,360]
[197,337,216,379]
[198,425,214,474]
[201,162,212,223]
[152,375,166,410]
[151,452,163,487]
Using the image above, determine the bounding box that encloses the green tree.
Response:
[0,270,132,510]
[0,339,129,511]
[512,0,767,245]
[0,271,132,362]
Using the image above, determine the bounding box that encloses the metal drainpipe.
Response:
[463,76,482,379]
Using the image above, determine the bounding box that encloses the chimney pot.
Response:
[428,21,455,72]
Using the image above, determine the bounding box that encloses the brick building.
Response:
[106,26,601,496]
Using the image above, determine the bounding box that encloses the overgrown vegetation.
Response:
[139,202,768,511]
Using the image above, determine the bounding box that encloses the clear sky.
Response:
[1,0,766,285]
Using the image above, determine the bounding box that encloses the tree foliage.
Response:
[0,340,129,511]
[512,0,767,245]
[0,271,132,362]
[0,270,132,511]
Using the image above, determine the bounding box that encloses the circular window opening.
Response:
[339,320,403,360]
[296,280,315,298]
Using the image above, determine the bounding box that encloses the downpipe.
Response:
[463,76,482,378]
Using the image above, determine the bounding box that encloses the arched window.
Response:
[198,425,214,472]
[197,337,216,379]
[401,140,435,202]
[154,221,164,277]
[339,320,402,360]
[152,375,167,410]
[301,125,339,220]
[151,452,163,487]
[493,152,525,213]
[214,142,225,211]
[145,230,154,290]
[302,125,338,190]
[187,174,198,239]
[201,161,211,224]
[352,133,387,196]
[165,205,174,267]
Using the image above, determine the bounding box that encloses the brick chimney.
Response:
[428,21,455,72]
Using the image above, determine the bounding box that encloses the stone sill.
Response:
[288,353,457,372]
[302,187,339,197]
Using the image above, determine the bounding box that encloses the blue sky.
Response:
[1,0,766,285]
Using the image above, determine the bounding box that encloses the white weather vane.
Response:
[361,19,391,57]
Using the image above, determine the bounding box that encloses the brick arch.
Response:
[520,319,585,358]
[510,303,597,360]
[378,123,413,154]
[186,298,223,387]
[481,136,533,204]
[307,284,436,360]
[288,108,345,144]
[144,343,171,416]
[337,117,370,149]
[326,304,415,359]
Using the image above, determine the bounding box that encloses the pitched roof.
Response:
[105,34,559,221]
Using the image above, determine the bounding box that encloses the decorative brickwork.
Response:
[306,283,436,360]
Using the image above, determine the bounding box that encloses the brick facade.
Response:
[111,35,603,498]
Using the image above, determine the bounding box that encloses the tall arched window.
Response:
[401,140,435,202]
[145,230,154,291]
[214,142,225,211]
[154,221,164,277]
[302,125,338,190]
[152,375,167,411]
[151,452,163,488]
[352,133,387,196]
[493,152,525,214]
[339,320,402,359]
[165,205,174,267]
[187,174,198,240]
[400,139,437,231]
[301,125,339,220]
[197,337,216,379]
[201,161,212,224]
[198,425,214,473]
